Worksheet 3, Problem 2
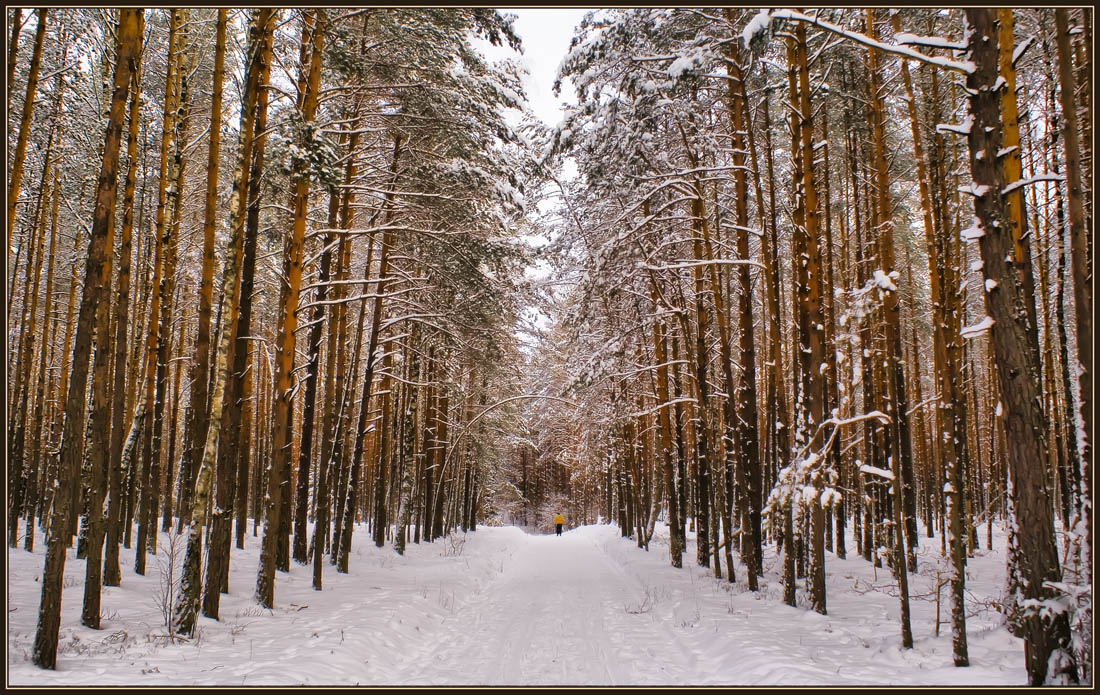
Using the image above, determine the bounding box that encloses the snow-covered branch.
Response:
[758,9,975,74]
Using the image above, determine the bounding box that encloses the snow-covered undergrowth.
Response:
[7,521,1026,685]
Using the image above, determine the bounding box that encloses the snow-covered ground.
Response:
[7,520,1027,686]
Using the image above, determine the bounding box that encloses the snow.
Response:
[935,114,973,136]
[1072,358,1087,461]
[958,183,991,197]
[666,54,697,78]
[859,464,896,480]
[872,269,898,292]
[1011,37,1034,65]
[8,522,1028,686]
[742,10,773,49]
[960,316,995,339]
[1001,173,1065,196]
[893,32,965,50]
[765,9,974,73]
[820,487,842,508]
[798,451,822,472]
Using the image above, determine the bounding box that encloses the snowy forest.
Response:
[5,7,1093,687]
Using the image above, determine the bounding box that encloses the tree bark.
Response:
[722,21,763,586]
[866,8,914,646]
[963,9,1077,684]
[179,7,270,630]
[7,8,46,251]
[135,8,182,576]
[342,132,404,569]
[257,9,325,608]
[32,8,141,666]
[1054,9,1092,587]
[102,39,143,587]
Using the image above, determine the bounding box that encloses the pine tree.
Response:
[32,8,142,667]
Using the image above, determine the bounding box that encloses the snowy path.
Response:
[8,522,1027,686]
[414,529,694,685]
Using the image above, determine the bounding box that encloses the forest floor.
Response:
[7,519,1027,686]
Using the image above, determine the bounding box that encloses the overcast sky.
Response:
[480,8,593,127]
[475,9,593,339]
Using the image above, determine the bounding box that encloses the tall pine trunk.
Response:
[32,8,141,667]
[6,8,46,250]
[342,133,404,567]
[257,9,325,609]
[178,8,270,632]
[866,8,914,647]
[135,8,182,576]
[963,9,1077,684]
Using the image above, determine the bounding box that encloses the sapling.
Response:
[153,528,185,639]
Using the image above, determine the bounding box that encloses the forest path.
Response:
[8,524,1025,687]
[412,527,696,686]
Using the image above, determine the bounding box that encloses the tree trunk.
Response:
[103,41,143,587]
[722,20,763,586]
[344,133,403,565]
[156,18,194,535]
[180,7,270,630]
[231,10,276,553]
[1054,9,1092,591]
[963,9,1077,684]
[297,104,362,565]
[6,8,46,251]
[195,8,243,617]
[7,8,22,113]
[24,164,62,554]
[866,8,914,645]
[32,8,141,667]
[257,9,325,609]
[9,28,67,549]
[790,23,828,613]
[178,7,226,538]
[135,8,182,576]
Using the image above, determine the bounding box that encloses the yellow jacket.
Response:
[554,514,564,525]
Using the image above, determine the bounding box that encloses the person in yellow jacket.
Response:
[553,513,564,536]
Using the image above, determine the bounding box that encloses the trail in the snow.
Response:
[411,529,693,686]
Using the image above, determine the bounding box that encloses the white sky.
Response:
[474,9,593,347]
[481,8,593,127]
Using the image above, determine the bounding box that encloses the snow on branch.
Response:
[893,32,966,51]
[379,313,446,332]
[767,409,892,513]
[609,360,689,380]
[872,269,899,292]
[763,9,975,74]
[627,397,698,420]
[960,316,995,339]
[935,113,974,136]
[742,10,774,49]
[1011,36,1035,66]
[1001,173,1065,196]
[635,165,740,180]
[859,463,895,481]
[958,182,991,197]
[960,218,984,241]
[641,258,766,272]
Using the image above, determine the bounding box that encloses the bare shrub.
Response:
[152,528,185,638]
[441,532,466,557]
[625,583,656,614]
